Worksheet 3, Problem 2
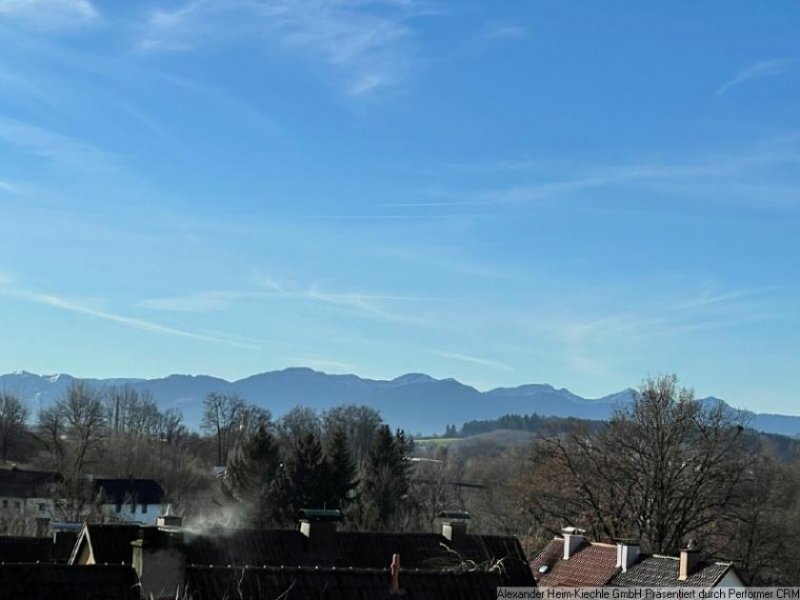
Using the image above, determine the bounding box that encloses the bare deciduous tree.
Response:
[60,380,107,479]
[201,392,247,466]
[521,374,748,554]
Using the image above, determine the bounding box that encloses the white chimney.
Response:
[156,504,182,528]
[439,511,471,544]
[299,508,342,556]
[615,539,640,572]
[679,546,701,581]
[562,526,585,560]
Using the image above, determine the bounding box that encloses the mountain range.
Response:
[2,368,798,438]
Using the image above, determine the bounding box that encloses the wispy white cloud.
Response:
[0,0,99,29]
[717,58,796,95]
[675,285,781,311]
[0,118,121,175]
[141,290,251,313]
[0,283,259,349]
[154,72,277,135]
[137,0,425,95]
[0,180,20,194]
[540,282,782,379]
[480,23,528,42]
[142,279,429,323]
[306,284,425,322]
[431,349,514,373]
[401,141,800,210]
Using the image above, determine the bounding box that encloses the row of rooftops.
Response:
[0,503,746,597]
[0,509,535,599]
[530,527,744,588]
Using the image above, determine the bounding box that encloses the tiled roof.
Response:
[609,555,733,587]
[186,564,525,600]
[94,479,164,505]
[0,468,60,498]
[0,532,78,564]
[185,527,530,576]
[187,528,307,566]
[530,538,619,587]
[0,564,139,600]
[52,531,79,563]
[0,536,54,563]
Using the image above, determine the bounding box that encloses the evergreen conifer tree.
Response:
[360,425,410,529]
[327,427,358,508]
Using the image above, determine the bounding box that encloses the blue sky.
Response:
[0,0,798,413]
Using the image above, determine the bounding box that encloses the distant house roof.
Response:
[530,536,741,588]
[530,537,619,587]
[93,479,164,505]
[69,524,141,565]
[0,564,138,600]
[0,468,61,498]
[609,555,735,587]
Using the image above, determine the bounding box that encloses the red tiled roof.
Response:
[530,538,619,587]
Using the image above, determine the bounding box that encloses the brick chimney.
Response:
[561,527,586,560]
[679,544,701,581]
[438,511,470,545]
[615,539,640,572]
[131,527,186,600]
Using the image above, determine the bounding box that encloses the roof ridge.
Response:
[590,542,617,548]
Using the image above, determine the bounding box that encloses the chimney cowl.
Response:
[437,510,470,521]
[299,508,343,523]
[561,526,586,560]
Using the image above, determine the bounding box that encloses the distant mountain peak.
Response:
[391,373,437,385]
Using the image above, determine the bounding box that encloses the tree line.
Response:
[0,383,424,534]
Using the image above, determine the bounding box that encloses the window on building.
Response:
[39,503,47,512]
[141,504,147,514]
[14,501,20,509]
[115,503,122,513]
[2,500,7,508]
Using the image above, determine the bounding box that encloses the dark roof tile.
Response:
[0,563,139,600]
[81,524,141,564]
[609,555,732,587]
[0,536,54,563]
[186,564,524,600]
[94,479,164,505]
[0,469,60,498]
